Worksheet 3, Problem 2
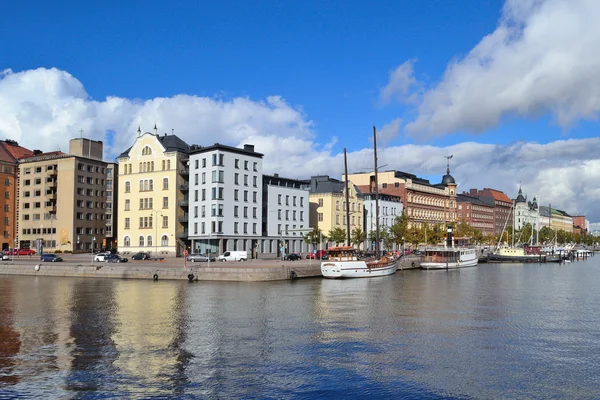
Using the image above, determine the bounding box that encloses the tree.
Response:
[455,219,473,238]
[472,229,484,245]
[328,227,347,246]
[351,227,366,249]
[538,226,553,244]
[380,227,394,251]
[303,227,323,248]
[389,214,409,247]
[405,225,423,248]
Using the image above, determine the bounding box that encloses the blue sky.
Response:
[3,0,600,223]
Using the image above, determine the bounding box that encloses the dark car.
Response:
[131,252,152,260]
[105,254,128,263]
[40,253,63,262]
[284,253,301,261]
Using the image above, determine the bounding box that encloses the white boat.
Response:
[321,246,398,278]
[420,247,478,269]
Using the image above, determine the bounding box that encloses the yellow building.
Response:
[116,127,190,257]
[17,138,108,252]
[307,175,363,244]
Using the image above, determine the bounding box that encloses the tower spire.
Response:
[153,123,158,135]
[445,155,453,175]
[137,126,141,137]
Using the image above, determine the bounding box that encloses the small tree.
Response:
[389,214,409,248]
[303,227,323,249]
[328,227,347,246]
[351,227,366,249]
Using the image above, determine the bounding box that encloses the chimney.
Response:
[274,173,279,178]
[446,224,454,248]
[33,149,43,155]
[243,144,255,152]
[470,188,477,195]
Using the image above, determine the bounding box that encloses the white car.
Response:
[94,252,109,262]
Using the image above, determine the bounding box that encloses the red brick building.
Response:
[572,215,587,235]
[456,194,495,235]
[463,188,513,235]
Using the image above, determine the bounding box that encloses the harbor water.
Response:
[1,259,600,399]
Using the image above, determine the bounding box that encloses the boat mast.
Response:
[373,126,381,257]
[343,148,351,246]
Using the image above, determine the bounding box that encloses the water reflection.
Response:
[1,261,600,398]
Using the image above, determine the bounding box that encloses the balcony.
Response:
[47,205,57,214]
[177,229,188,238]
[47,191,57,199]
[179,199,189,207]
[179,215,189,223]
[180,184,189,192]
[47,180,57,188]
[179,167,189,176]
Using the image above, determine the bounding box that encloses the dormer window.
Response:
[142,146,152,155]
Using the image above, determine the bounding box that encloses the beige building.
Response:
[17,138,108,252]
[116,127,190,257]
[307,175,364,244]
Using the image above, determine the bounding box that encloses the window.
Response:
[234,173,239,185]
[293,196,297,206]
[163,197,168,208]
[4,179,8,186]
[300,211,304,221]
[244,160,248,170]
[244,207,248,218]
[318,198,323,207]
[218,204,223,217]
[161,235,169,246]
[125,200,130,211]
[286,210,289,220]
[3,204,7,212]
[234,190,239,201]
[163,178,168,190]
[235,159,239,169]
[253,162,257,172]
[125,218,130,229]
[253,207,257,218]
[234,206,239,217]
[243,223,248,234]
[253,176,257,187]
[202,172,206,184]
[124,237,131,247]
[201,189,205,201]
[201,206,205,217]
[234,222,239,234]
[244,175,248,186]
[278,209,282,220]
[318,213,323,222]
[147,235,153,247]
[139,236,145,247]
[202,158,206,168]
[212,154,217,166]
[253,223,257,234]
[253,191,257,203]
[244,191,248,202]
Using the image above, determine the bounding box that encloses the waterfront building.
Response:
[308,175,364,246]
[513,187,539,232]
[17,138,107,252]
[539,206,573,233]
[0,140,33,250]
[456,194,495,235]
[572,215,587,235]
[104,162,118,250]
[262,174,310,256]
[345,163,457,228]
[359,191,402,250]
[116,127,190,257]
[464,188,513,235]
[187,143,264,256]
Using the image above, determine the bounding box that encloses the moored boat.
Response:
[420,247,478,269]
[321,246,398,278]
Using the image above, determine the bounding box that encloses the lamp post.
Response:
[152,210,163,260]
[12,238,16,264]
[91,237,96,264]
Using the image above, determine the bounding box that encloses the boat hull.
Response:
[420,257,478,270]
[321,260,397,279]
[487,254,560,263]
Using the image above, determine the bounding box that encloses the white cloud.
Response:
[379,60,419,105]
[398,0,600,137]
[2,67,600,224]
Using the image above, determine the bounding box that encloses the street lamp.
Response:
[12,238,16,265]
[152,210,163,260]
[91,237,96,264]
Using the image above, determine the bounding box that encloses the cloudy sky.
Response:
[2,0,600,226]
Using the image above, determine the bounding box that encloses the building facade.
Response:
[362,192,402,249]
[572,215,587,235]
[346,166,457,228]
[187,143,264,256]
[308,175,364,246]
[104,162,118,249]
[17,138,108,252]
[456,194,495,235]
[262,174,310,256]
[0,140,33,250]
[464,188,513,235]
[116,128,190,257]
[513,187,539,231]
[539,206,573,233]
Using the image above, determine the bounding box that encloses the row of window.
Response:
[75,188,105,197]
[122,235,169,247]
[122,216,169,229]
[22,228,56,235]
[192,171,259,188]
[277,209,304,221]
[123,179,171,193]
[193,155,259,172]
[192,188,258,203]
[121,159,173,174]
[77,164,105,174]
[76,176,105,186]
[75,200,104,209]
[23,165,56,175]
[335,215,361,226]
[278,194,304,207]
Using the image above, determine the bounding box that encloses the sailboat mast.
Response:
[373,126,380,257]
[344,148,351,246]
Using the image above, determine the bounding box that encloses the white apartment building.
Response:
[262,174,310,257]
[514,187,539,231]
[188,144,263,257]
[363,192,403,250]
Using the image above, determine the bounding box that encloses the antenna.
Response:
[445,155,453,174]
[79,128,84,138]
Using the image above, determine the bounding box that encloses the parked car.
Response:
[17,249,35,256]
[284,253,301,261]
[94,252,110,262]
[306,250,328,260]
[187,253,216,262]
[105,254,128,263]
[131,252,152,261]
[40,253,63,262]
[218,251,247,262]
[1,254,8,260]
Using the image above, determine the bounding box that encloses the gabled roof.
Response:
[117,133,191,159]
[0,140,34,162]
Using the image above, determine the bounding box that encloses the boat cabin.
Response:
[423,247,476,263]
[327,246,359,261]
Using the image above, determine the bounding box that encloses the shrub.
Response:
[55,250,63,253]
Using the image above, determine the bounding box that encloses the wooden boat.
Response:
[321,246,398,278]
